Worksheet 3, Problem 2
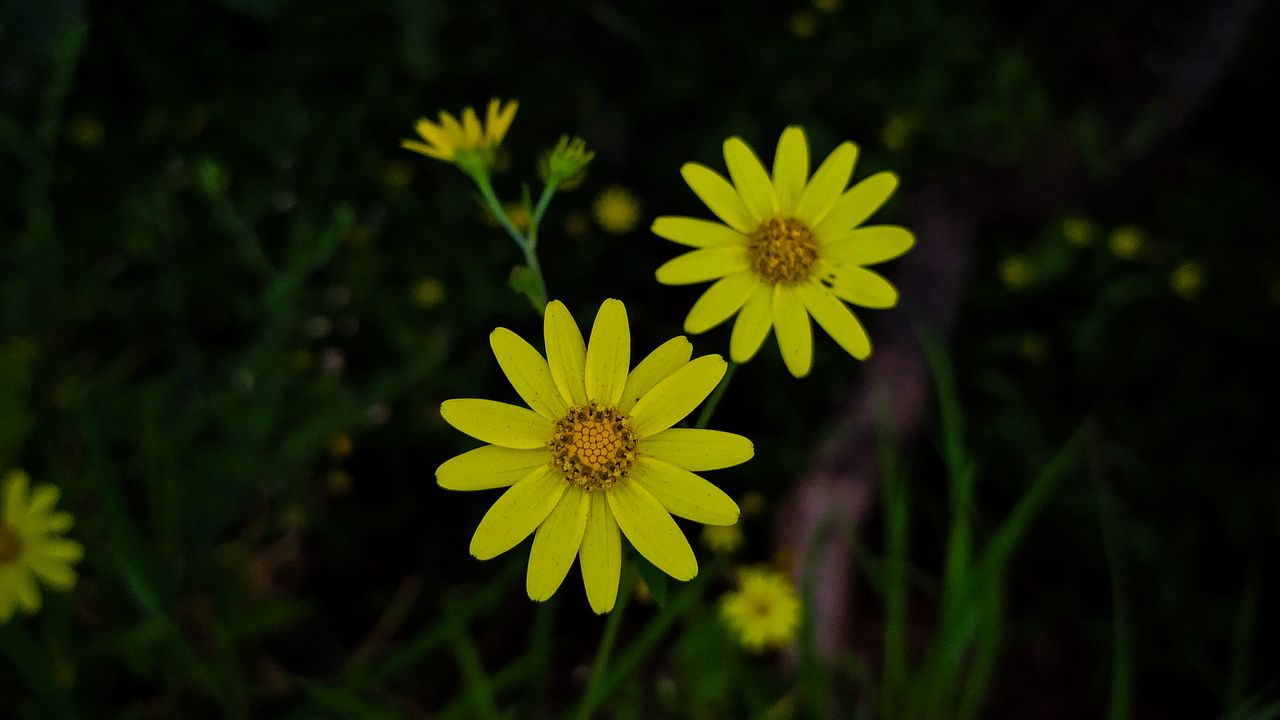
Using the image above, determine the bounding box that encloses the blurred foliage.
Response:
[2,0,1279,718]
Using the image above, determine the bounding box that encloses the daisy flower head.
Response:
[436,299,753,614]
[720,565,802,652]
[0,470,84,623]
[653,127,915,377]
[401,98,518,173]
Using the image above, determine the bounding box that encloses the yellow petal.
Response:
[27,484,59,517]
[723,137,777,221]
[619,336,692,413]
[0,582,14,622]
[794,142,858,226]
[607,480,697,581]
[796,281,872,360]
[400,140,450,159]
[584,299,630,406]
[684,273,759,334]
[821,226,915,267]
[490,328,568,420]
[33,538,84,563]
[461,107,483,147]
[826,267,899,308]
[484,98,502,142]
[12,568,41,612]
[680,162,756,234]
[631,457,740,526]
[772,284,813,378]
[414,118,452,148]
[641,428,754,471]
[527,487,590,601]
[629,355,727,437]
[440,399,553,449]
[544,300,589,406]
[469,467,566,560]
[651,216,747,248]
[3,472,27,524]
[29,557,76,591]
[437,445,551,491]
[489,99,518,144]
[815,172,898,235]
[438,111,465,144]
[654,246,749,286]
[772,126,809,214]
[729,284,774,364]
[579,492,621,614]
[43,511,73,533]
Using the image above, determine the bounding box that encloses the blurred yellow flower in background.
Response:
[998,255,1035,290]
[654,126,914,377]
[326,433,353,461]
[1109,224,1146,260]
[720,565,801,652]
[789,11,818,38]
[0,471,84,623]
[881,112,916,153]
[67,114,105,148]
[1170,260,1206,299]
[702,523,744,555]
[436,300,752,613]
[412,278,447,308]
[401,98,518,166]
[1061,215,1095,247]
[593,186,641,234]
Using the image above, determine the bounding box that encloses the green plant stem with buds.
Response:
[470,169,554,314]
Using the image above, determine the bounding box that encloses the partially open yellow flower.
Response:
[654,126,914,377]
[401,98,518,166]
[437,300,752,613]
[0,471,84,623]
[720,565,801,652]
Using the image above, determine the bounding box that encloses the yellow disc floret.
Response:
[747,217,819,284]
[549,401,639,491]
[0,524,22,564]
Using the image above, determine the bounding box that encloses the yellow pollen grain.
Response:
[748,217,819,284]
[548,401,638,491]
[0,523,23,564]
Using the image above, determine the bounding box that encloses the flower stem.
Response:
[694,360,737,429]
[576,562,635,720]
[470,170,551,314]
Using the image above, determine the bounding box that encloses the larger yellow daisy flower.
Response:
[401,97,518,164]
[0,470,84,623]
[653,126,915,377]
[436,299,752,614]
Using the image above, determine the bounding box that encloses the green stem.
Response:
[694,360,736,429]
[448,627,503,720]
[576,563,636,720]
[471,171,550,313]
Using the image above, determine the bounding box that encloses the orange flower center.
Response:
[0,524,23,564]
[549,401,638,491]
[747,217,819,284]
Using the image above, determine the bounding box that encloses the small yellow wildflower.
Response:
[721,566,801,652]
[739,491,766,517]
[401,98,518,170]
[1061,215,1095,247]
[593,186,641,235]
[881,113,915,153]
[812,0,842,12]
[998,255,1035,290]
[702,523,744,555]
[1109,225,1145,260]
[654,126,915,377]
[66,114,105,148]
[789,11,818,38]
[436,300,752,613]
[1170,261,1205,299]
[541,135,594,190]
[326,433,353,461]
[0,471,84,623]
[412,278,447,308]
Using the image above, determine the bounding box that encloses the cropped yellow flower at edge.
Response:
[653,126,915,378]
[0,470,84,623]
[436,299,753,614]
[401,97,518,168]
[721,565,801,652]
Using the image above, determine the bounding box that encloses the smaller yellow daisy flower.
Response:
[401,98,518,168]
[412,278,447,308]
[1109,225,1145,260]
[998,255,1035,290]
[593,186,641,235]
[1170,260,1205,299]
[720,565,801,652]
[0,470,84,623]
[1061,215,1095,247]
